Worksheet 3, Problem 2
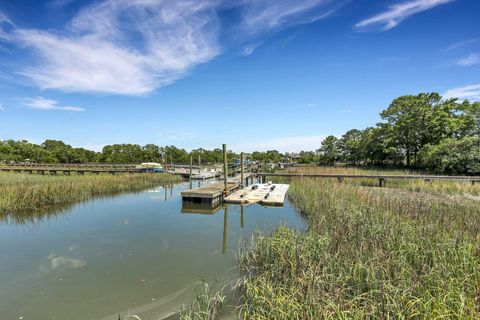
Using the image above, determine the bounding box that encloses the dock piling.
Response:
[241,152,245,188]
[189,155,193,189]
[198,154,201,173]
[379,178,386,187]
[223,144,228,196]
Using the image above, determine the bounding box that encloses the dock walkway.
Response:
[225,183,290,206]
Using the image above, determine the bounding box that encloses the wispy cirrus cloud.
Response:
[0,0,344,96]
[0,11,14,40]
[454,53,480,67]
[443,84,480,102]
[355,0,454,31]
[241,41,264,56]
[20,96,85,111]
[46,0,79,8]
[241,0,340,34]
[446,38,478,51]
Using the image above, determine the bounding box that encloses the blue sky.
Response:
[0,0,479,152]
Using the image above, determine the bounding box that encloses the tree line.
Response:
[0,139,318,166]
[0,140,241,165]
[318,92,480,174]
[1,92,478,174]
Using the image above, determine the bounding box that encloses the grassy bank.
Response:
[239,167,480,319]
[0,172,182,216]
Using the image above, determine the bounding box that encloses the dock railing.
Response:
[256,172,480,186]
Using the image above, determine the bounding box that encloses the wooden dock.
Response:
[181,182,240,207]
[224,183,290,206]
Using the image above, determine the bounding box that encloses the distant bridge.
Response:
[0,163,141,175]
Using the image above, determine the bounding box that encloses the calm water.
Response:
[0,181,304,320]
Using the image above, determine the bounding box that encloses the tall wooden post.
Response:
[189,155,193,189]
[198,154,201,173]
[241,152,245,188]
[223,144,228,196]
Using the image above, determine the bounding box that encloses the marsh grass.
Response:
[0,172,181,217]
[180,281,226,320]
[238,167,480,319]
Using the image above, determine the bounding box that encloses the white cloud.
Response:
[0,103,4,111]
[62,106,85,111]
[307,103,318,107]
[355,0,454,31]
[241,41,264,56]
[47,0,78,8]
[0,1,344,96]
[242,0,338,34]
[3,0,221,95]
[446,38,478,51]
[444,84,480,102]
[20,96,85,111]
[0,11,14,41]
[454,53,480,66]
[231,134,325,152]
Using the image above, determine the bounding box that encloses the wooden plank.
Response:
[225,183,289,206]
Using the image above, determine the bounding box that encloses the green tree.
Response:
[339,129,364,165]
[142,144,163,162]
[298,151,317,164]
[455,100,480,138]
[419,137,480,175]
[380,93,456,166]
[318,136,340,165]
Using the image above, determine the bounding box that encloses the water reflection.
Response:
[145,185,175,203]
[181,203,251,255]
[0,182,303,320]
[223,206,228,255]
[2,184,178,227]
[0,202,73,225]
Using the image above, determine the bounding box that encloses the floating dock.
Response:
[181,182,240,207]
[224,183,289,206]
[190,171,220,180]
